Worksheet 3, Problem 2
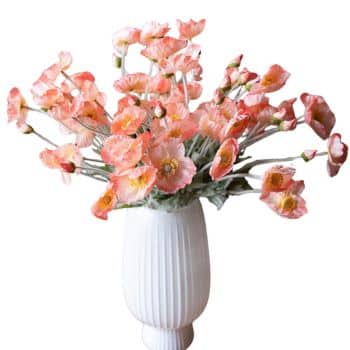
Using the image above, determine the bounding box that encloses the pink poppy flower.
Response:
[57,51,73,71]
[222,114,249,140]
[148,73,171,94]
[148,140,196,193]
[260,166,296,199]
[111,105,147,135]
[262,180,307,219]
[111,166,157,204]
[113,27,140,53]
[250,64,290,94]
[301,93,336,140]
[141,37,187,62]
[160,53,199,74]
[40,143,83,184]
[116,95,141,114]
[139,22,170,45]
[151,118,197,145]
[209,138,239,180]
[7,87,28,127]
[176,19,206,40]
[198,103,227,141]
[278,98,297,121]
[61,71,95,94]
[101,135,143,172]
[176,81,203,100]
[31,79,63,109]
[114,73,149,94]
[327,133,348,177]
[165,102,189,121]
[91,183,118,220]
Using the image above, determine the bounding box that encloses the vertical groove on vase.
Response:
[181,218,188,326]
[175,218,182,329]
[162,223,168,329]
[169,216,175,329]
[186,219,194,324]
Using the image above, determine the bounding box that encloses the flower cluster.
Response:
[7,19,348,220]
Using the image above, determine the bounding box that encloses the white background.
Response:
[0,0,349,349]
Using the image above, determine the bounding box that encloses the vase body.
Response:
[122,199,210,350]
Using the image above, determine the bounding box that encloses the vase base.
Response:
[142,324,194,350]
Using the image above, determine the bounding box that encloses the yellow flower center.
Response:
[219,151,232,167]
[121,114,134,129]
[261,76,274,86]
[160,158,179,177]
[267,172,283,189]
[279,194,297,213]
[129,174,148,189]
[170,114,181,121]
[168,128,182,138]
[99,190,115,209]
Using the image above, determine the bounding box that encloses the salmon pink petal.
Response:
[149,140,196,193]
[91,183,118,220]
[7,87,28,127]
[111,166,157,204]
[250,64,290,94]
[114,73,149,94]
[301,93,336,140]
[111,105,147,135]
[327,133,348,177]
[113,27,140,53]
[209,138,239,180]
[148,74,171,94]
[101,135,143,172]
[58,51,72,71]
[176,19,206,40]
[140,22,170,45]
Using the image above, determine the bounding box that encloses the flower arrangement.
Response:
[7,19,348,220]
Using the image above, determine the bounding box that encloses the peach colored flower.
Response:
[209,138,239,180]
[176,19,206,40]
[148,140,196,193]
[7,87,28,127]
[260,166,296,199]
[176,82,203,100]
[222,113,249,140]
[198,103,227,141]
[160,53,199,74]
[40,143,83,184]
[114,73,149,94]
[116,95,141,114]
[111,166,157,204]
[301,93,336,140]
[148,73,171,94]
[140,22,170,45]
[250,64,290,94]
[327,133,348,177]
[61,71,95,94]
[278,98,297,121]
[113,27,140,53]
[151,118,197,145]
[262,180,307,219]
[91,183,118,220]
[141,37,187,62]
[165,102,189,121]
[31,79,63,109]
[101,135,143,172]
[111,105,147,135]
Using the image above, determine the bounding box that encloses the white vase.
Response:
[122,199,210,350]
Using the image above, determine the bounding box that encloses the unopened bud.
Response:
[219,76,232,92]
[227,54,243,68]
[60,162,76,173]
[113,54,122,68]
[279,119,297,131]
[154,102,166,119]
[19,123,34,134]
[301,150,317,162]
[213,88,225,105]
[240,69,258,85]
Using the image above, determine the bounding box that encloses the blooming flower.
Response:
[113,27,140,54]
[101,135,143,172]
[262,180,307,219]
[39,143,82,183]
[111,105,147,135]
[209,138,239,180]
[250,64,290,94]
[148,140,196,193]
[176,82,203,100]
[160,53,199,74]
[148,73,172,94]
[139,22,170,45]
[327,133,348,177]
[111,166,157,204]
[7,87,28,127]
[176,19,206,40]
[31,79,63,109]
[114,73,149,94]
[91,183,118,220]
[141,37,187,62]
[260,166,296,199]
[301,93,336,140]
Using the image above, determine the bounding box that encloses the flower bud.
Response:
[213,88,225,105]
[219,76,232,92]
[154,102,166,119]
[301,150,317,162]
[113,54,122,68]
[60,161,76,173]
[279,119,297,131]
[19,123,34,134]
[227,54,243,68]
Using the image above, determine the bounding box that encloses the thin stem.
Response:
[32,130,58,147]
[144,62,154,101]
[182,74,189,106]
[24,106,46,114]
[187,134,200,156]
[235,151,328,174]
[76,165,111,177]
[81,172,108,183]
[83,157,104,163]
[72,116,110,137]
[121,50,127,76]
[228,189,261,196]
[216,173,261,182]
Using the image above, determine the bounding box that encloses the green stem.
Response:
[32,130,58,147]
